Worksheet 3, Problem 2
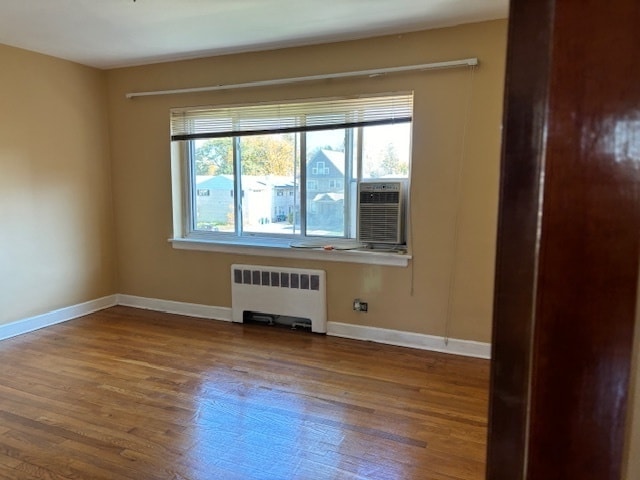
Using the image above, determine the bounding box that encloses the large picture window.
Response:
[171,93,412,244]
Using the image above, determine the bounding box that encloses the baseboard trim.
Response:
[0,295,118,342]
[117,294,232,322]
[114,296,490,358]
[1,295,490,359]
[327,321,491,359]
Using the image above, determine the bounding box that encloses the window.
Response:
[313,161,329,175]
[171,93,412,244]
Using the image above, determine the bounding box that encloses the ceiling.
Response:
[0,0,508,70]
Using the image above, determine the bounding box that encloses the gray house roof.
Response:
[196,175,233,190]
[312,192,344,203]
[309,149,345,175]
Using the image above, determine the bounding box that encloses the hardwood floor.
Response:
[0,306,489,480]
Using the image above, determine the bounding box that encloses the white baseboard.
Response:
[117,294,232,322]
[327,321,491,359]
[115,296,490,358]
[0,295,118,342]
[1,295,490,359]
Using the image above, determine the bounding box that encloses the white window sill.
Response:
[169,238,411,267]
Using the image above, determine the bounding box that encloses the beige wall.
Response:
[106,19,507,343]
[0,44,117,325]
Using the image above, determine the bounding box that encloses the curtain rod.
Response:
[125,57,478,99]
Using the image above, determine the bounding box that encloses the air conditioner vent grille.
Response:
[357,181,404,244]
[359,205,400,242]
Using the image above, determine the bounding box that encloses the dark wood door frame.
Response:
[486,1,640,479]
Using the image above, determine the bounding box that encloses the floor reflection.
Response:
[183,372,406,479]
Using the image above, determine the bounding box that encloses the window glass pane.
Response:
[238,133,300,235]
[306,130,346,237]
[361,123,411,179]
[192,138,235,232]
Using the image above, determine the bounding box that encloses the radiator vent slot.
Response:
[233,268,321,291]
[231,264,327,333]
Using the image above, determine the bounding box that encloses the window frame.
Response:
[170,93,413,263]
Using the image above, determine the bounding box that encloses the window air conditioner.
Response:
[357,181,405,244]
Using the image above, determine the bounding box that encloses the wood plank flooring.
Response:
[0,306,489,480]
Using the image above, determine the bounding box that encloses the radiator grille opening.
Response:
[233,268,321,290]
[243,311,313,330]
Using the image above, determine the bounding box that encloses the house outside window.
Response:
[171,93,412,243]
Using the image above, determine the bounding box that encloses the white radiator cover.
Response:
[231,264,327,333]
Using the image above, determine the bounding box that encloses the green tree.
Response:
[195,134,296,176]
[379,143,408,176]
[238,134,295,176]
[194,138,233,175]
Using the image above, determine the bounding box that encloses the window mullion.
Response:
[344,129,354,238]
[356,127,363,182]
[354,127,364,239]
[185,140,196,235]
[233,137,243,236]
[300,132,307,237]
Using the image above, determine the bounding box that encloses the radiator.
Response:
[231,264,327,333]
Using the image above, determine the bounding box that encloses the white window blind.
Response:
[170,93,413,141]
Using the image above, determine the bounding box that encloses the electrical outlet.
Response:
[353,299,368,312]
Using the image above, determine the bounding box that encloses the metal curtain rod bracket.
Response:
[125,57,478,99]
